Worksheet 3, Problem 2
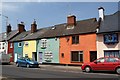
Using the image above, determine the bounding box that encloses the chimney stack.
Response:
[98,7,105,21]
[18,22,25,33]
[6,24,11,34]
[67,15,76,26]
[31,20,37,33]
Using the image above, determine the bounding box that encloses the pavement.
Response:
[39,64,82,71]
[10,62,82,71]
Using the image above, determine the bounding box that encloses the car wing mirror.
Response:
[94,61,97,64]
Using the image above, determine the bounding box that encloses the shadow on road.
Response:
[83,71,118,75]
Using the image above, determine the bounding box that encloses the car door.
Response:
[103,58,119,71]
[18,58,23,66]
[91,58,106,71]
[21,58,27,66]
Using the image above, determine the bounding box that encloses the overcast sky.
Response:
[1,1,119,32]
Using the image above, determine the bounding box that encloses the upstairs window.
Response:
[24,42,29,46]
[10,43,13,48]
[72,35,79,44]
[41,39,47,49]
[18,42,22,47]
[104,33,118,44]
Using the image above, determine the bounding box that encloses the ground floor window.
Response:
[71,51,83,62]
[104,50,120,58]
[44,52,53,62]
[25,54,28,58]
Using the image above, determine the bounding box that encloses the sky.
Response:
[1,1,119,32]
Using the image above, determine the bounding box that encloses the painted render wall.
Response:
[14,42,24,62]
[37,38,59,63]
[0,42,6,53]
[8,42,14,62]
[97,33,120,58]
[23,40,37,59]
[60,34,97,65]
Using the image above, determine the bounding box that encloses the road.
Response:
[1,64,120,80]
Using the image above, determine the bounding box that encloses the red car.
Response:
[81,57,120,74]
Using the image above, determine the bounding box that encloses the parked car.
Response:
[0,52,10,64]
[16,57,39,68]
[81,57,120,74]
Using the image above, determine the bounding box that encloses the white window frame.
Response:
[10,43,13,48]
[71,51,83,62]
[41,39,47,48]
[25,54,28,58]
[18,42,22,47]
[24,42,29,46]
[2,42,5,49]
[44,51,53,61]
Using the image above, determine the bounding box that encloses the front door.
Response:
[90,51,97,62]
[32,52,37,61]
[14,53,18,62]
[39,52,43,63]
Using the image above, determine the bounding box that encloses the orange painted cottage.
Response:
[59,15,98,65]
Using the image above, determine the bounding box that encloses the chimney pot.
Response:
[67,15,76,26]
[31,20,37,33]
[67,15,76,29]
[6,24,11,34]
[98,7,105,21]
[18,22,25,33]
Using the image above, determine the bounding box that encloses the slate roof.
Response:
[40,18,98,38]
[0,30,19,42]
[10,28,49,42]
[98,11,120,33]
[10,18,98,42]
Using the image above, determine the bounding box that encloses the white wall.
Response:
[0,42,7,54]
[97,33,120,58]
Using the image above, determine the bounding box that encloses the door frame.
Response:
[14,53,18,62]
[32,52,37,61]
[90,51,97,62]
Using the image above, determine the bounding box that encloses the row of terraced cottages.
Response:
[0,7,120,65]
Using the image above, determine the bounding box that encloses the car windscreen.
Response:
[26,58,35,61]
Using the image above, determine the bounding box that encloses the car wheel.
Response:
[16,63,19,67]
[116,67,120,74]
[85,66,91,73]
[27,64,30,68]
